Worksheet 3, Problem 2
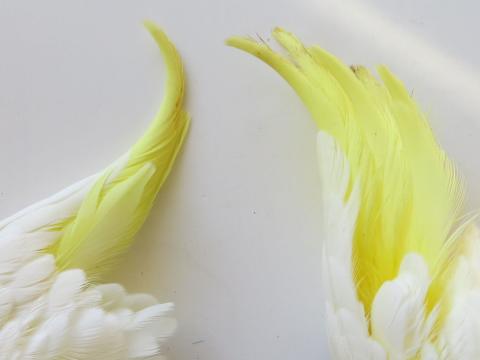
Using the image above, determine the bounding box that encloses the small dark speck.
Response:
[276,335,280,339]
[192,340,205,345]
[252,210,257,215]
[140,271,144,276]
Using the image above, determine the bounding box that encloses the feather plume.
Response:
[0,22,187,359]
[228,28,476,358]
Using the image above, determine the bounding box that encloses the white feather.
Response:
[317,132,386,359]
[0,153,174,359]
[371,253,434,359]
[317,132,448,360]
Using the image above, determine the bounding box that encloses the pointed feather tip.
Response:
[376,64,413,99]
[225,36,254,49]
[225,35,274,62]
[225,27,288,47]
[225,29,282,59]
[271,27,297,44]
[142,20,177,57]
[272,26,286,34]
[142,20,163,37]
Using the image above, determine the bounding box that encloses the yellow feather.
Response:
[227,28,464,321]
[54,22,189,279]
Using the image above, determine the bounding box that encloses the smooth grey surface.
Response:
[0,1,479,359]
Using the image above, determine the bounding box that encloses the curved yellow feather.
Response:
[227,28,465,322]
[55,22,189,279]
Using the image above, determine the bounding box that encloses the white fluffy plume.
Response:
[0,155,176,360]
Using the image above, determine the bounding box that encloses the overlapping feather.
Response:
[228,28,477,359]
[0,22,187,359]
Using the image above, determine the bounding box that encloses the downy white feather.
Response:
[371,254,437,360]
[0,153,175,359]
[317,132,386,360]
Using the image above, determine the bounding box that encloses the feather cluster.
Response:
[228,28,477,359]
[0,22,188,359]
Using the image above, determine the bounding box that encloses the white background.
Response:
[0,1,480,359]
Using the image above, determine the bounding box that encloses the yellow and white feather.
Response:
[0,22,188,359]
[228,28,476,359]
